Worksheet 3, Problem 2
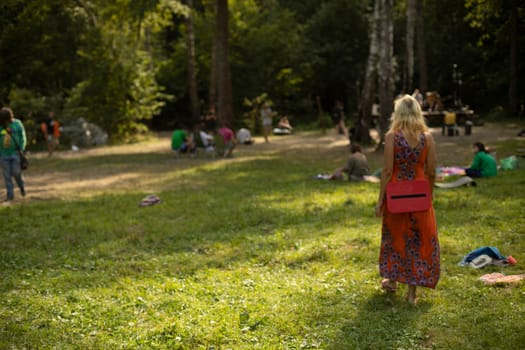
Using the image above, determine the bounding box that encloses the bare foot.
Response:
[381,279,397,293]
[406,286,418,305]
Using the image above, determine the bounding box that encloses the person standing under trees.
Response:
[0,107,27,202]
[411,88,424,106]
[40,111,60,156]
[331,100,348,137]
[260,102,273,143]
[375,95,440,305]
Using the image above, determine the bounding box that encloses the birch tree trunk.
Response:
[416,0,428,93]
[216,0,233,124]
[377,0,394,147]
[509,0,518,116]
[355,0,380,144]
[405,0,416,93]
[185,0,200,122]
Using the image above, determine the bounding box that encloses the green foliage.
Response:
[62,2,176,141]
[0,0,87,96]
[7,88,64,146]
[229,0,308,113]
[0,0,181,141]
[303,0,369,110]
[1,0,524,139]
[241,93,271,133]
[319,113,332,133]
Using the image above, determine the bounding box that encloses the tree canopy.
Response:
[0,0,523,141]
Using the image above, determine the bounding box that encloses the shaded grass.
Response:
[1,134,524,349]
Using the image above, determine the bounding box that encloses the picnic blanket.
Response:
[480,273,525,285]
[436,166,466,176]
[313,174,380,183]
[435,176,476,188]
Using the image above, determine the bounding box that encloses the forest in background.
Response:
[0,0,523,142]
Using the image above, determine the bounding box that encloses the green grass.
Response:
[1,133,524,349]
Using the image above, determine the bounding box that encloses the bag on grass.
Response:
[500,156,518,170]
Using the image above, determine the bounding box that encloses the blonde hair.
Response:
[388,94,428,142]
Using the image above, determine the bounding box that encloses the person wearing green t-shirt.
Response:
[0,107,26,201]
[171,128,193,154]
[465,142,497,177]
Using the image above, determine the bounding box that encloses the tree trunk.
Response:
[405,0,416,93]
[216,0,233,125]
[415,0,428,93]
[185,0,200,122]
[355,0,380,144]
[377,0,394,147]
[209,1,218,113]
[509,0,518,117]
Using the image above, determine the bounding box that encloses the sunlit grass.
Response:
[1,132,524,349]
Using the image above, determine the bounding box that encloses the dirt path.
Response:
[12,122,524,203]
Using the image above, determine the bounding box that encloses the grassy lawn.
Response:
[1,127,524,349]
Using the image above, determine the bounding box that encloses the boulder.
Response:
[60,118,108,147]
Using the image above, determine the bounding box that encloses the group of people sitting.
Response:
[326,140,497,183]
[171,123,254,158]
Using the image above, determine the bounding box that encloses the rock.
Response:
[60,118,108,147]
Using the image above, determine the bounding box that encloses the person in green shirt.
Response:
[0,107,27,201]
[171,128,194,154]
[465,142,497,177]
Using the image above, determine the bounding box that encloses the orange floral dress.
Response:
[380,132,440,288]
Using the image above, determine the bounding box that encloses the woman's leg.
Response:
[406,285,417,305]
[339,120,348,137]
[12,156,25,196]
[263,125,270,142]
[465,168,482,177]
[1,157,14,200]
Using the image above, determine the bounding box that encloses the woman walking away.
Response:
[0,107,27,202]
[375,95,440,305]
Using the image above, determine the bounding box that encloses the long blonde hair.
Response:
[388,94,428,144]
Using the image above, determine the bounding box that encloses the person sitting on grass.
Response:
[465,142,497,178]
[274,116,293,135]
[217,123,237,158]
[236,127,253,145]
[171,127,194,155]
[193,125,215,156]
[333,143,370,181]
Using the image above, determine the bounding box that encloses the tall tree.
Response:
[208,1,218,114]
[377,0,394,145]
[415,0,428,93]
[465,0,524,114]
[509,0,519,116]
[355,1,380,144]
[404,0,416,93]
[215,0,233,124]
[185,0,200,122]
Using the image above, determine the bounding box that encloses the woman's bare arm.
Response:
[376,132,394,216]
[425,132,437,193]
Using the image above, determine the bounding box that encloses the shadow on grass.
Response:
[0,154,378,291]
[326,293,432,349]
